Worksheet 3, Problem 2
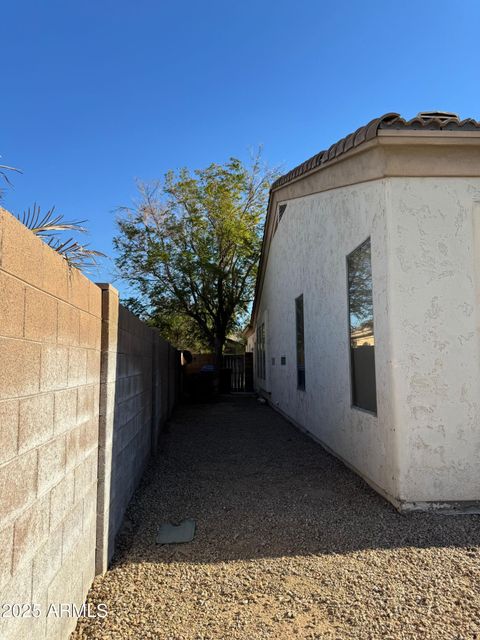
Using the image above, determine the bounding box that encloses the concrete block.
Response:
[97,441,113,483]
[83,550,96,597]
[82,483,98,535]
[66,424,81,471]
[100,350,118,384]
[67,347,87,387]
[31,523,62,599]
[24,286,57,343]
[0,450,37,524]
[0,210,45,289]
[0,525,13,591]
[12,493,50,572]
[68,269,91,313]
[61,500,83,562]
[78,417,98,461]
[88,282,102,317]
[79,311,101,350]
[57,302,79,346]
[74,452,96,503]
[18,393,54,454]
[41,243,69,302]
[37,436,66,495]
[0,271,25,339]
[86,349,101,385]
[46,551,84,639]
[53,388,77,435]
[0,400,19,465]
[95,472,111,519]
[99,381,116,418]
[49,473,75,532]
[93,383,100,419]
[98,285,119,346]
[40,344,69,392]
[77,384,95,424]
[0,559,34,640]
[95,510,111,575]
[0,338,41,399]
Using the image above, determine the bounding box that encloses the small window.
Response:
[295,295,305,390]
[347,238,377,413]
[256,323,266,380]
[274,203,287,233]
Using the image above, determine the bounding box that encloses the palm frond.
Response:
[18,204,87,236]
[0,163,22,201]
[16,203,105,272]
[0,164,22,187]
[46,236,106,271]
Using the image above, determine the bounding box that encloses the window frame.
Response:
[346,237,377,415]
[295,294,306,391]
[256,322,266,380]
[274,203,287,234]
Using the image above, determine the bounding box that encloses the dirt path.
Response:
[72,396,480,640]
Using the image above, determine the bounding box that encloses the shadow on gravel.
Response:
[114,396,480,567]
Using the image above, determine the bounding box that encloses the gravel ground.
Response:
[72,396,480,640]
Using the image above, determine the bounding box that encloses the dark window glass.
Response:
[256,323,266,379]
[274,204,287,234]
[347,238,377,413]
[295,295,305,390]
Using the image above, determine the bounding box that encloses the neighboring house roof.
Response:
[271,111,480,191]
[249,111,480,328]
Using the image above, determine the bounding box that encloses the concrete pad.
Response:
[156,519,196,544]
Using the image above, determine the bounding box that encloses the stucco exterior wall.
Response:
[254,180,399,501]
[254,176,480,509]
[387,178,480,505]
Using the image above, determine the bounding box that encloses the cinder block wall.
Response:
[0,208,179,639]
[0,210,102,640]
[96,301,178,571]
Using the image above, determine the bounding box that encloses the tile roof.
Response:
[271,111,480,190]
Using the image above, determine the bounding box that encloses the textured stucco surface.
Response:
[255,180,398,500]
[387,178,480,503]
[254,177,480,507]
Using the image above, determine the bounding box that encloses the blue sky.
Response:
[2,0,479,294]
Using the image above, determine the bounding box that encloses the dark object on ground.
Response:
[156,519,196,544]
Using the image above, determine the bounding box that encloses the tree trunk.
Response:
[214,333,224,374]
[213,330,226,394]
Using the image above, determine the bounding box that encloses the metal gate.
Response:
[223,353,254,392]
[223,354,245,391]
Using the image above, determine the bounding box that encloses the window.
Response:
[256,323,266,380]
[274,203,287,233]
[347,238,377,413]
[295,294,305,390]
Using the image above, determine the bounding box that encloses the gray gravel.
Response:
[72,396,480,640]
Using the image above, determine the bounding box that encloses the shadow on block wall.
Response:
[95,284,180,575]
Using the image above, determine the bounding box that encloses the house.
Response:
[248,111,480,511]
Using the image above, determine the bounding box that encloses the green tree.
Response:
[115,152,276,368]
[122,296,208,352]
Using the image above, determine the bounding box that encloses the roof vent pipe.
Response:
[417,111,459,122]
